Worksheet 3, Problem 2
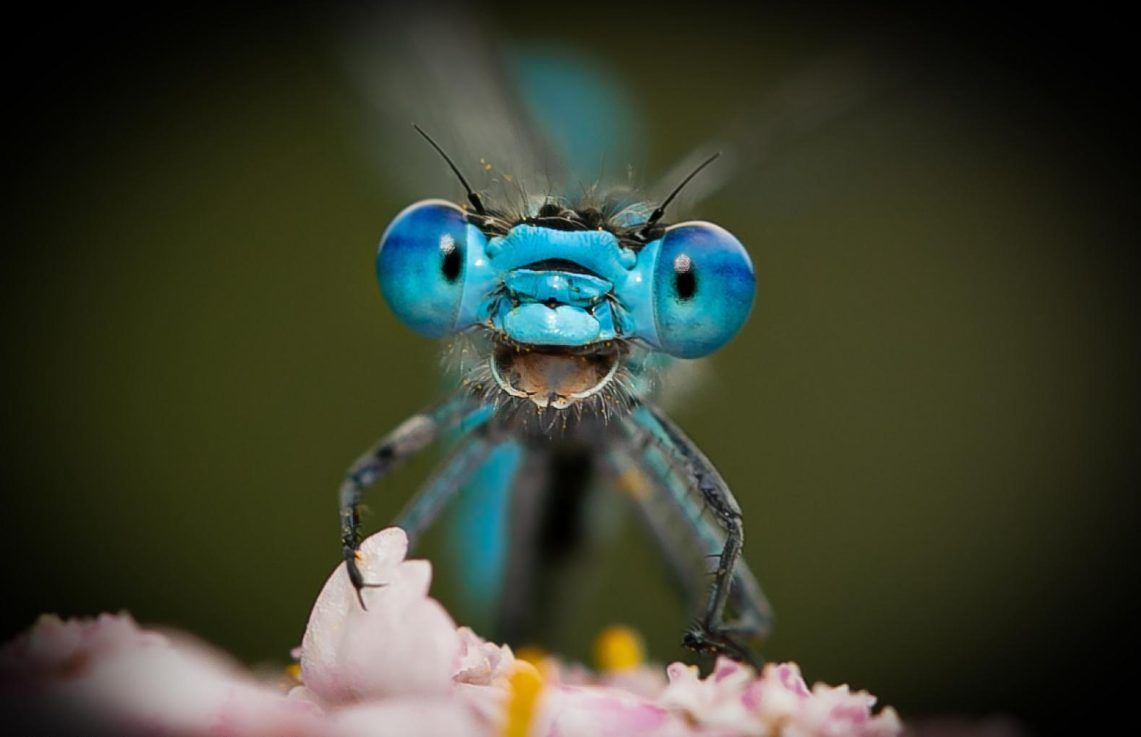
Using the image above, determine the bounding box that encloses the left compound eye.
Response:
[651,222,755,358]
[376,200,473,338]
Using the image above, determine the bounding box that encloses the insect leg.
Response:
[339,394,488,607]
[622,403,768,666]
[602,442,773,646]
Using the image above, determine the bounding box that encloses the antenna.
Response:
[639,152,721,237]
[412,124,486,215]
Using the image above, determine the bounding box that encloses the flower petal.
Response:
[299,528,462,704]
[538,684,697,737]
[331,698,488,737]
[453,626,515,687]
[1,613,323,737]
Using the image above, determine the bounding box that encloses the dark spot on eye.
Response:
[676,271,697,300]
[440,239,462,282]
[673,253,697,301]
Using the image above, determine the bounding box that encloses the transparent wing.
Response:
[649,49,904,215]
[335,4,645,210]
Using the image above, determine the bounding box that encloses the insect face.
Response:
[376,200,755,408]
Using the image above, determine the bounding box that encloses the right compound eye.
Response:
[375,200,473,338]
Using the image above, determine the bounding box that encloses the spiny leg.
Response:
[604,448,770,668]
[621,403,768,666]
[338,394,487,607]
[602,442,772,645]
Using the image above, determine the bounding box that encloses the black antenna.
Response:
[412,124,486,215]
[640,152,721,236]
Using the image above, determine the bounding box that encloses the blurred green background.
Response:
[3,4,1137,735]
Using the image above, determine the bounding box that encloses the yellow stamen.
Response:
[285,662,302,682]
[501,660,544,737]
[593,625,645,672]
[513,645,548,668]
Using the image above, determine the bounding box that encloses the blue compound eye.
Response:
[376,200,472,338]
[652,222,755,358]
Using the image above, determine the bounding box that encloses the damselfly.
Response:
[330,7,871,666]
[339,127,769,664]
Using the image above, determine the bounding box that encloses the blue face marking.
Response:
[377,201,755,357]
[503,269,612,308]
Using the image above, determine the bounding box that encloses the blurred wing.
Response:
[640,53,905,417]
[507,44,647,191]
[336,4,645,209]
[650,50,902,215]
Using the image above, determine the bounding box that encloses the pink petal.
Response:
[1,613,324,737]
[330,698,489,737]
[789,683,902,737]
[661,659,762,734]
[539,684,697,737]
[452,626,515,686]
[299,528,461,704]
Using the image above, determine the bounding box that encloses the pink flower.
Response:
[659,658,902,737]
[0,612,323,737]
[2,527,910,737]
